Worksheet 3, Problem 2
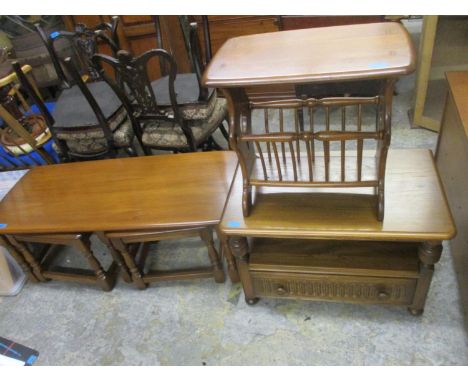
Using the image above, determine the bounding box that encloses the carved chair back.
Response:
[93,49,197,151]
[154,15,212,102]
[13,56,135,160]
[34,16,120,88]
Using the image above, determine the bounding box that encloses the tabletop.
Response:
[203,22,416,88]
[0,151,238,234]
[221,149,455,241]
[446,72,468,139]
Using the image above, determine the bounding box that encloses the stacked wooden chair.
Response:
[0,62,59,169]
[34,17,143,160]
[92,45,227,153]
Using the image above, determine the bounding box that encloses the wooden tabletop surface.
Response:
[221,149,455,241]
[0,151,238,234]
[203,22,416,87]
[446,71,468,139]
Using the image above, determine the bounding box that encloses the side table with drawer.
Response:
[220,149,455,315]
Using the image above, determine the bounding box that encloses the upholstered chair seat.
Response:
[151,73,217,120]
[54,108,134,155]
[142,97,226,149]
[51,81,136,157]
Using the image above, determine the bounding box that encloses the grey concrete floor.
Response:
[1,19,468,365]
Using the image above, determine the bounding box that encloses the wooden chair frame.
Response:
[93,49,198,152]
[223,78,396,221]
[0,63,56,168]
[153,15,229,143]
[14,57,142,161]
[34,16,120,88]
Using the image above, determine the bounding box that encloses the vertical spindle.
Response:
[279,109,286,163]
[264,109,272,162]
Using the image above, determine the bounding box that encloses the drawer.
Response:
[251,271,417,305]
[250,239,420,278]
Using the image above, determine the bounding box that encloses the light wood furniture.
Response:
[105,226,225,290]
[0,64,55,167]
[435,71,468,322]
[203,22,416,220]
[0,151,238,289]
[221,149,455,315]
[412,16,468,132]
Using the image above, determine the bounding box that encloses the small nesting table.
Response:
[0,151,238,290]
[220,150,455,315]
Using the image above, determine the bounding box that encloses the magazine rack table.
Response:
[203,22,416,221]
[220,150,455,315]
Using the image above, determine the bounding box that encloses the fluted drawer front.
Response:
[251,271,417,305]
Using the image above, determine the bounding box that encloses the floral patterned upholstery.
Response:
[176,90,218,120]
[151,73,217,120]
[55,106,135,155]
[142,97,226,149]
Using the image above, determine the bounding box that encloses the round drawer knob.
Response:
[378,291,389,300]
[276,286,287,295]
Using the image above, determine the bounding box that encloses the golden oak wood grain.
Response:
[0,151,238,234]
[435,71,468,324]
[445,72,468,139]
[203,22,416,87]
[221,149,455,241]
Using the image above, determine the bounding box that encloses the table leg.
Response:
[229,236,259,305]
[222,87,255,218]
[377,78,396,222]
[95,231,132,283]
[73,236,114,292]
[109,238,147,290]
[0,236,39,283]
[216,228,239,283]
[408,240,443,316]
[6,235,47,282]
[200,228,225,283]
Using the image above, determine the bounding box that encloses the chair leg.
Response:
[73,236,114,292]
[219,119,230,142]
[110,238,147,290]
[203,136,223,152]
[211,136,225,151]
[200,227,225,283]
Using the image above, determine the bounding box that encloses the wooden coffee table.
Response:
[0,151,238,290]
[220,149,455,315]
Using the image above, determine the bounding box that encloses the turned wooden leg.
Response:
[95,231,132,283]
[229,236,258,305]
[73,235,114,292]
[408,241,443,316]
[242,184,252,218]
[6,235,47,282]
[0,236,39,283]
[200,227,225,283]
[377,179,385,222]
[110,238,146,290]
[216,228,239,283]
